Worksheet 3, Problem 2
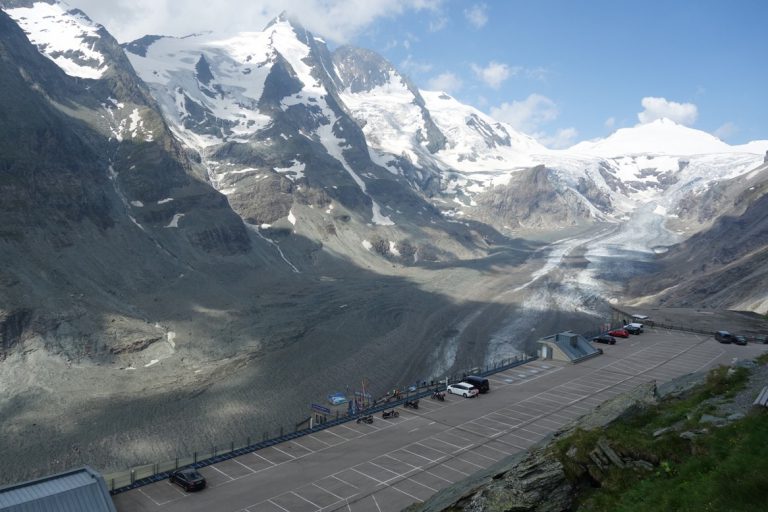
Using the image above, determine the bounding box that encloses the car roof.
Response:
[453,382,472,388]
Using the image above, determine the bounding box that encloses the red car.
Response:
[608,329,629,338]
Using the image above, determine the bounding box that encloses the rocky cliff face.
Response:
[0,6,256,367]
[631,162,768,313]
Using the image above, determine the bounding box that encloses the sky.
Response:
[69,0,768,148]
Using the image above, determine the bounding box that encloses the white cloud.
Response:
[604,117,615,129]
[464,3,488,28]
[427,72,463,93]
[428,15,448,32]
[471,61,516,89]
[535,127,579,149]
[714,122,738,140]
[69,0,443,43]
[400,55,433,74]
[525,67,549,81]
[490,93,558,133]
[637,96,698,126]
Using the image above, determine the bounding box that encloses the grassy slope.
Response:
[554,355,768,512]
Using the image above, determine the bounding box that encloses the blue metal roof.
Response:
[0,466,116,512]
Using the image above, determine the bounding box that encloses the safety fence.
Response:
[107,354,536,494]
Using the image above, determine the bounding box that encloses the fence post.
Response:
[230,441,234,452]
[130,470,135,484]
[194,452,197,464]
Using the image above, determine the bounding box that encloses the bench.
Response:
[754,386,768,408]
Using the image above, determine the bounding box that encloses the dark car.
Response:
[608,328,630,338]
[733,335,748,346]
[714,331,736,344]
[592,334,616,345]
[170,468,206,492]
[464,375,490,393]
[624,323,643,335]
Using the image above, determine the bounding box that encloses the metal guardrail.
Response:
[609,306,768,342]
[107,354,537,494]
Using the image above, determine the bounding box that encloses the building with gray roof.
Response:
[0,466,116,512]
[537,331,602,363]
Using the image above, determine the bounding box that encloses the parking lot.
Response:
[113,329,767,512]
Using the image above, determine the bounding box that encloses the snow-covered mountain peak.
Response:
[1,0,109,79]
[421,90,547,163]
[570,118,739,157]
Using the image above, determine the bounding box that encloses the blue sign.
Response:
[311,403,331,415]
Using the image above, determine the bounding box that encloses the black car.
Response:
[170,468,206,492]
[714,331,736,344]
[592,334,616,345]
[733,335,748,346]
[624,323,643,335]
[464,375,490,393]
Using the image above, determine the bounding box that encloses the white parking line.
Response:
[372,494,383,512]
[291,490,321,509]
[307,435,331,447]
[268,499,291,512]
[137,487,165,506]
[332,474,358,489]
[455,456,483,469]
[409,477,437,493]
[210,465,234,480]
[271,446,297,460]
[314,482,344,501]
[400,447,442,463]
[232,458,257,473]
[389,484,424,503]
[350,467,387,486]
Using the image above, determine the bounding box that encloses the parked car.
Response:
[733,335,748,346]
[756,335,768,344]
[447,382,479,398]
[463,375,490,393]
[624,323,643,334]
[608,328,629,338]
[592,334,616,345]
[170,468,206,492]
[714,331,736,344]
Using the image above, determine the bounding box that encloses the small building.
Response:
[0,466,116,512]
[537,331,602,363]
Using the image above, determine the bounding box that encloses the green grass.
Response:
[608,411,768,512]
[553,365,766,512]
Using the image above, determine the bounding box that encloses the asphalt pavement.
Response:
[113,328,767,512]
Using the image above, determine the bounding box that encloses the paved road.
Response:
[114,329,767,512]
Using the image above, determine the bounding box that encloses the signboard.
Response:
[311,403,331,415]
